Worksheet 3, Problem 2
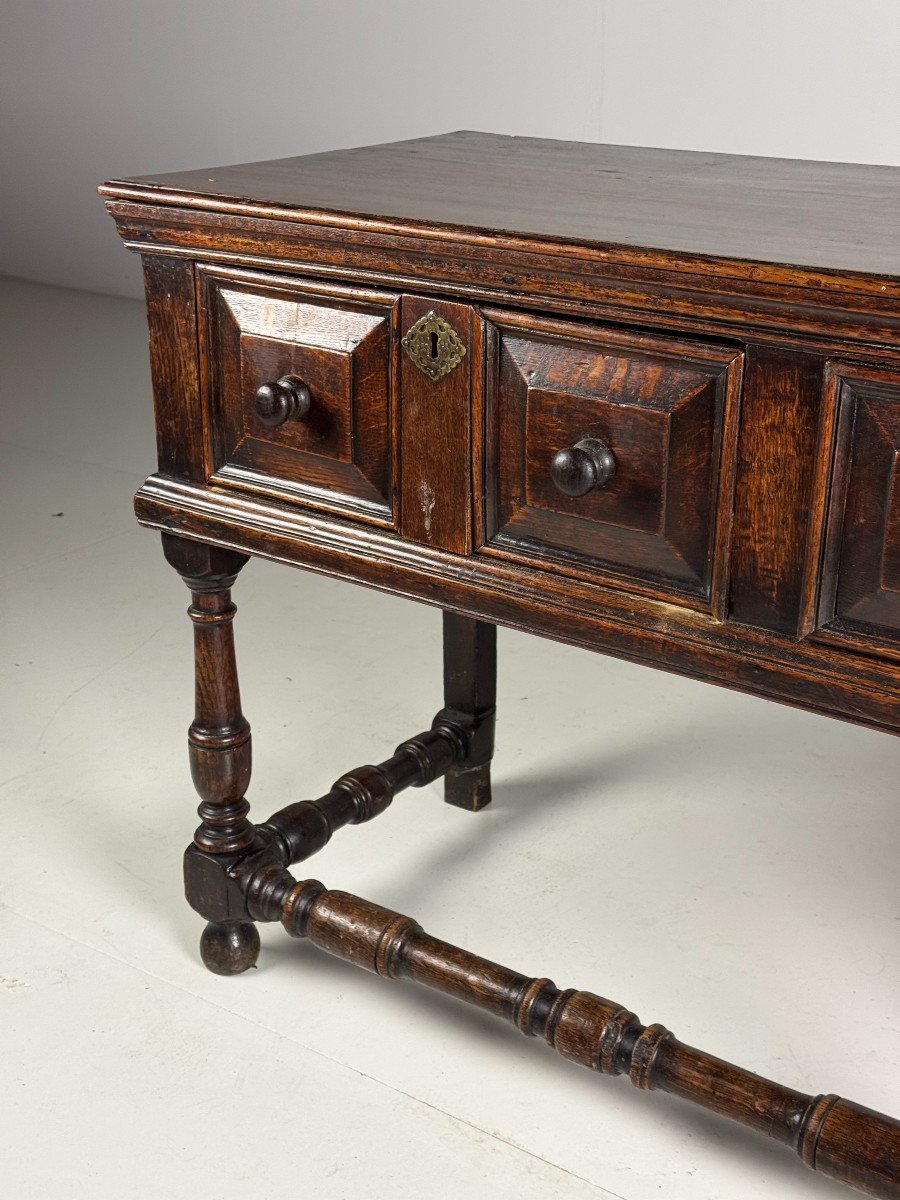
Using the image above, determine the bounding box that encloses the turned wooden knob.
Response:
[550,437,616,497]
[253,375,312,427]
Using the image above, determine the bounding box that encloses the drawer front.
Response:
[809,361,900,652]
[200,267,399,526]
[481,312,742,611]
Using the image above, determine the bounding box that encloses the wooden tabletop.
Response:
[103,130,900,280]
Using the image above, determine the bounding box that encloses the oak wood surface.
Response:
[105,199,900,354]
[102,131,899,1199]
[815,363,900,647]
[135,476,900,735]
[441,612,496,811]
[483,309,741,612]
[276,879,900,1199]
[141,255,205,481]
[398,295,473,554]
[729,346,825,634]
[199,265,397,526]
[103,131,900,280]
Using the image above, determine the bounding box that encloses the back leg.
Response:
[441,612,497,811]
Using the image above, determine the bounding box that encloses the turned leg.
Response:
[277,881,900,1200]
[162,533,260,975]
[440,612,496,811]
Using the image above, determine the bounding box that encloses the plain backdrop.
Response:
[2,0,900,299]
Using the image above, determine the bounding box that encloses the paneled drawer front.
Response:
[200,266,399,526]
[809,362,900,652]
[480,312,743,611]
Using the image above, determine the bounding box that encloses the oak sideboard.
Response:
[102,132,899,1197]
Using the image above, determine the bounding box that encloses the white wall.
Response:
[0,0,604,298]
[2,0,899,299]
[600,0,900,163]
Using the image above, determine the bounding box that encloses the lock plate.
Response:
[401,310,466,381]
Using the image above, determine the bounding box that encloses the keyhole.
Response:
[430,331,439,359]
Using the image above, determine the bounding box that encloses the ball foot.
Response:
[199,920,261,975]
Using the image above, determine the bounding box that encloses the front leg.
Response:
[440,612,497,811]
[162,533,260,975]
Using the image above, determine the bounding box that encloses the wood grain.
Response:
[729,347,824,633]
[112,200,900,352]
[105,131,900,1198]
[399,296,473,554]
[279,880,900,1199]
[199,264,397,525]
[482,310,741,611]
[141,256,204,481]
[813,363,900,650]
[441,612,496,811]
[135,477,900,735]
[104,131,900,278]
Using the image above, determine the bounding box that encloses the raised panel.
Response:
[239,332,353,461]
[480,310,742,613]
[810,362,900,652]
[199,266,398,527]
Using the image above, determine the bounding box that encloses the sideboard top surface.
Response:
[102,130,900,280]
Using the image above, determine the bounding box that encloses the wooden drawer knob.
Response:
[253,376,312,427]
[550,438,616,497]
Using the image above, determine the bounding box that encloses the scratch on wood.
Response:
[418,479,437,539]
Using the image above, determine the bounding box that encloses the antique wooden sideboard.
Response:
[101,132,899,1197]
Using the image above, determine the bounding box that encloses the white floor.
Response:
[0,276,897,1199]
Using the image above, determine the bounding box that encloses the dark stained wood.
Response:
[549,437,616,497]
[277,880,900,1199]
[261,719,467,868]
[482,309,742,612]
[398,295,473,554]
[136,477,900,736]
[812,1099,900,1199]
[441,613,496,811]
[199,264,398,526]
[160,532,254,856]
[141,255,205,481]
[812,362,900,653]
[106,198,900,354]
[729,347,825,633]
[103,132,900,1197]
[102,131,900,280]
[161,533,260,976]
[252,375,312,427]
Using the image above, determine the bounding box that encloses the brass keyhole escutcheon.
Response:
[402,311,466,381]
